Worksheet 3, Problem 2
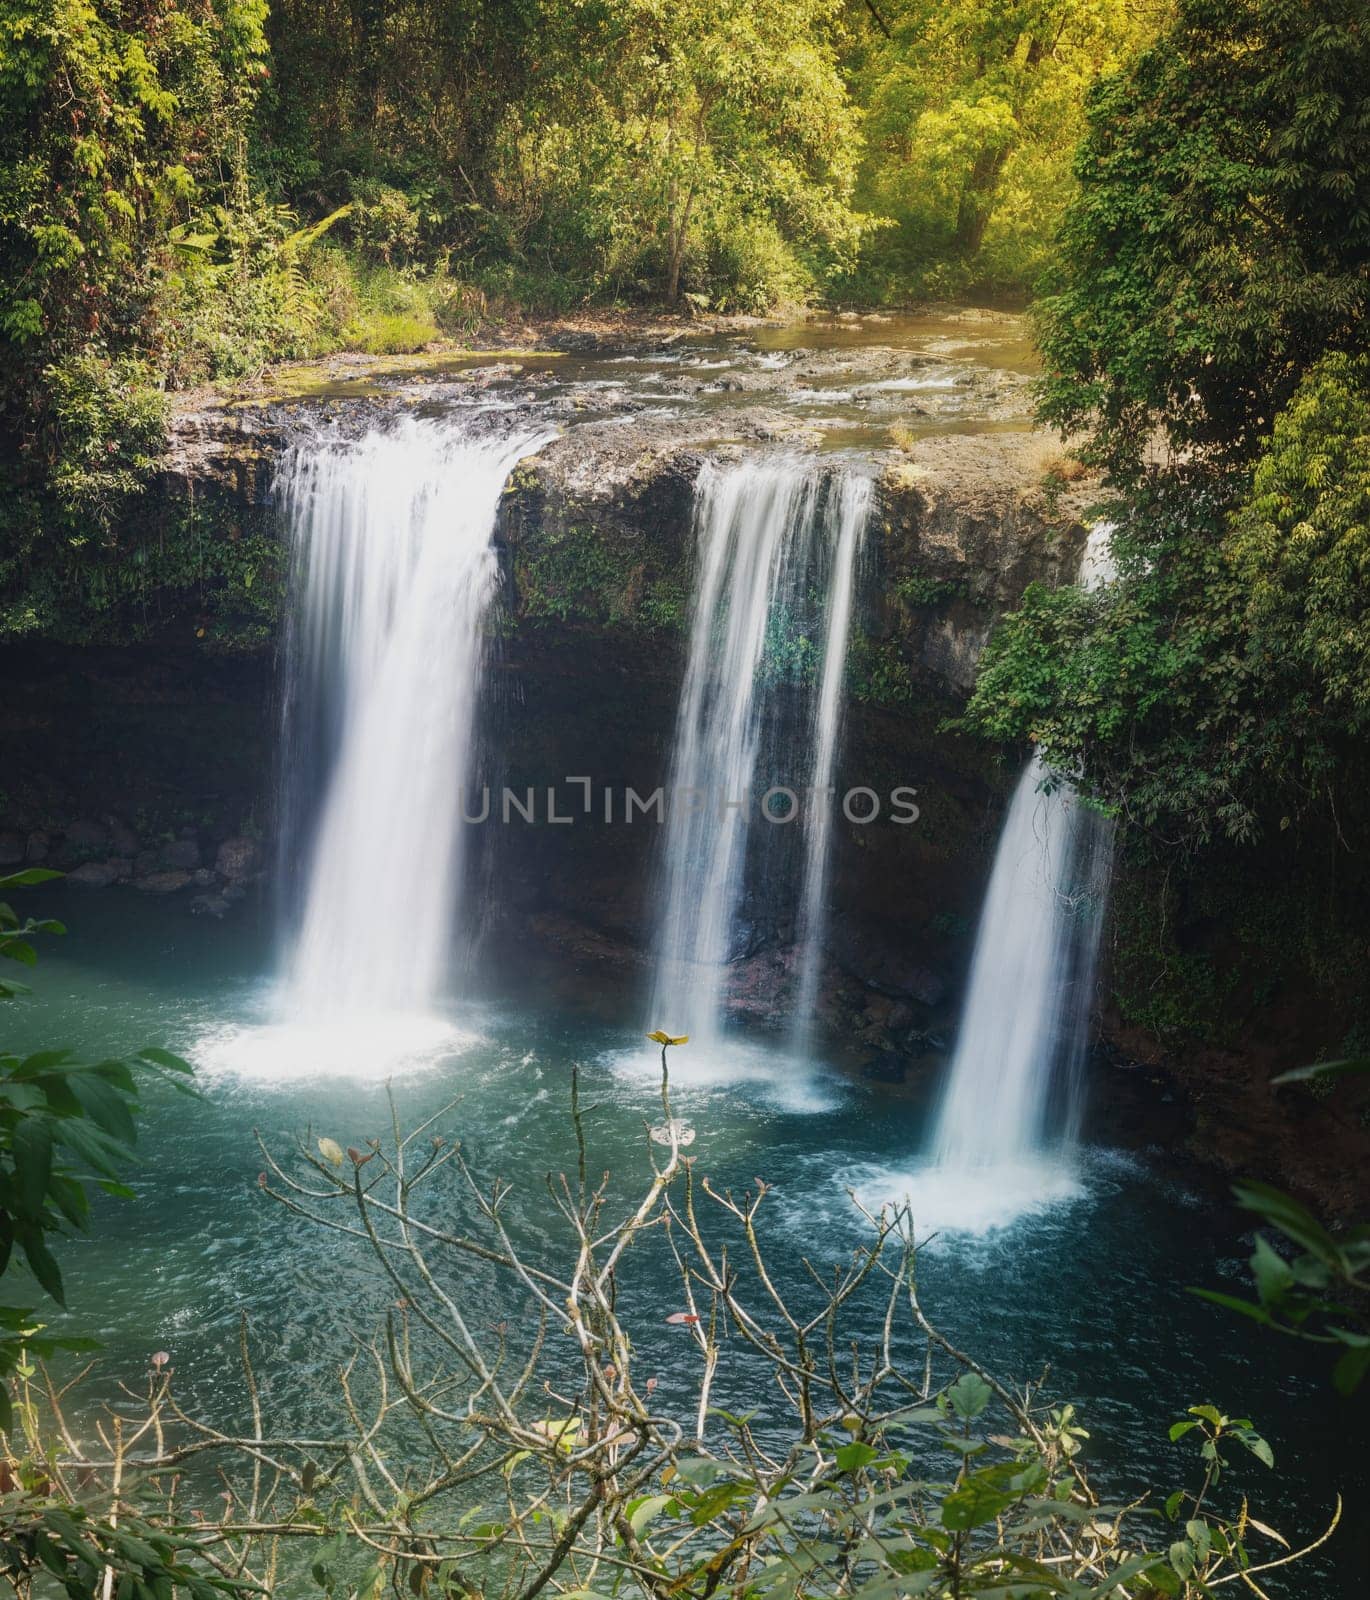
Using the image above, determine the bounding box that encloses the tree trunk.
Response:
[953,143,1012,256]
[664,184,696,305]
[953,34,1046,257]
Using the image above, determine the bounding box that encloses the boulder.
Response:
[25,831,50,863]
[64,819,109,851]
[134,869,192,894]
[215,836,262,881]
[160,838,201,870]
[68,860,120,888]
[106,817,140,856]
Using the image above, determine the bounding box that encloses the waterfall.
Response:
[275,415,548,1024]
[930,757,1112,1168]
[790,472,870,1056]
[647,458,868,1052]
[925,520,1117,1198]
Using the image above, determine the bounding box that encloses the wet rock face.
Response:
[0,644,273,904]
[67,860,124,888]
[10,817,264,898]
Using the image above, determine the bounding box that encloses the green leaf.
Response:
[687,1479,747,1526]
[48,1173,91,1227]
[835,1441,880,1474]
[1333,1343,1370,1395]
[52,1114,126,1179]
[1143,1563,1182,1596]
[12,1116,54,1216]
[1189,1288,1275,1325]
[40,1507,103,1569]
[1234,1429,1274,1468]
[945,1372,992,1420]
[18,1224,65,1305]
[1233,1182,1342,1269]
[940,1465,1023,1531]
[627,1494,675,1536]
[19,1049,73,1074]
[71,1073,138,1147]
[1249,1235,1296,1305]
[137,1047,194,1075]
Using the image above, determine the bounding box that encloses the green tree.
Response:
[0,0,269,429]
[968,350,1370,832]
[488,0,863,307]
[965,366,1370,1051]
[850,0,1154,296]
[1035,0,1370,478]
[1227,352,1370,732]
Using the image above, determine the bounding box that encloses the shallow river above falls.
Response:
[6,886,1363,1591]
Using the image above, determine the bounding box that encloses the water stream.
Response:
[789,471,870,1057]
[646,459,868,1052]
[930,756,1112,1167]
[220,415,549,1075]
[911,521,1117,1230]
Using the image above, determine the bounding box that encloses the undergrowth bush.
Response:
[41,356,169,535]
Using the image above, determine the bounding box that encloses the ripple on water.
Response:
[860,374,958,393]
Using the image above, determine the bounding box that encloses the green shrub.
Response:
[41,355,168,535]
[349,183,423,264]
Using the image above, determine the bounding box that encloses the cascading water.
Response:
[907,521,1117,1228]
[271,415,548,1042]
[929,755,1113,1172]
[647,458,868,1059]
[790,472,870,1057]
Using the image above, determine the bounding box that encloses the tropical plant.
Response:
[850,0,1156,296]
[1,870,223,1596]
[1034,0,1370,478]
[1193,1057,1370,1398]
[0,869,195,1424]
